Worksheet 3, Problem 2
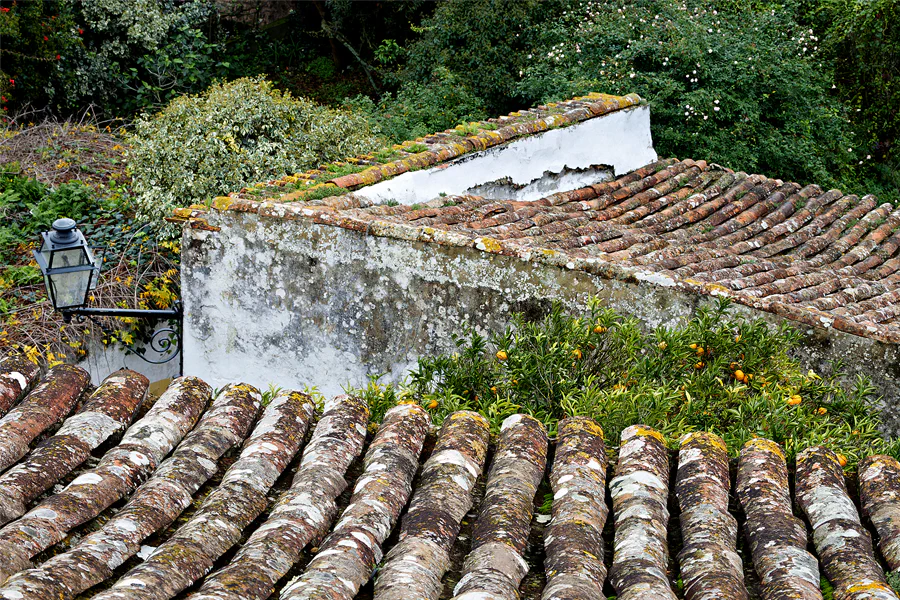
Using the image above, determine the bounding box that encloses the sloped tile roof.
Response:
[182,157,900,344]
[1,374,898,600]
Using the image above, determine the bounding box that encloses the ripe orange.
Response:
[572,348,583,359]
[496,350,508,361]
[593,325,606,334]
[734,370,745,381]
[427,400,439,409]
[817,407,828,415]
[837,454,848,467]
[787,395,802,406]
[695,361,704,369]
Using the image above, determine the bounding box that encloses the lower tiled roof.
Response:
[197,157,900,342]
[1,375,899,600]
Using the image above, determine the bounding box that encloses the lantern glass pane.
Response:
[49,267,92,308]
[50,247,90,269]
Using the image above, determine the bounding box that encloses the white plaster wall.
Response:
[183,213,900,430]
[182,213,700,397]
[75,324,180,385]
[354,106,657,205]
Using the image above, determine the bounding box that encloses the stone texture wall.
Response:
[182,212,900,431]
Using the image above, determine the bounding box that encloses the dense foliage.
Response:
[127,77,378,224]
[344,67,487,143]
[398,0,895,197]
[824,0,899,176]
[356,299,897,468]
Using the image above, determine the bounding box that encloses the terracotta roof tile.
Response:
[2,377,900,599]
[199,158,900,342]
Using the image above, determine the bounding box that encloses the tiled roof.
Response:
[181,157,900,343]
[2,368,900,600]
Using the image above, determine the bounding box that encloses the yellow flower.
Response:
[496,350,508,361]
[817,407,828,415]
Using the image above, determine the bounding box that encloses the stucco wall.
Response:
[353,106,657,205]
[182,212,900,431]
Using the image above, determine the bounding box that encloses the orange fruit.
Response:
[730,362,739,371]
[689,343,698,350]
[787,395,802,406]
[837,454,848,467]
[427,400,439,409]
[572,348,583,359]
[695,361,704,369]
[696,347,705,356]
[593,325,606,334]
[734,370,745,381]
[496,350,508,361]
[817,407,828,415]
[490,386,498,393]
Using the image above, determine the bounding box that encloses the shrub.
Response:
[0,0,80,114]
[355,298,897,468]
[513,0,863,190]
[399,0,566,113]
[345,67,488,143]
[824,0,899,167]
[127,77,378,227]
[0,174,108,261]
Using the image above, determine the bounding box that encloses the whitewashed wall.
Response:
[354,106,657,205]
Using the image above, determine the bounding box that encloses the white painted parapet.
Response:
[354,106,656,205]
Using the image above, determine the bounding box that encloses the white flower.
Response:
[867,155,872,159]
[630,72,636,78]
[714,99,719,104]
[714,106,720,111]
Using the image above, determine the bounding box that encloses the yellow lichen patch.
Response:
[744,438,786,460]
[171,207,194,219]
[212,196,234,211]
[476,237,503,253]
[866,455,900,470]
[705,283,732,294]
[630,425,667,444]
[566,418,604,439]
[681,430,727,453]
[846,582,897,594]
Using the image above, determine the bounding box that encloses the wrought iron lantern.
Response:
[34,218,100,310]
[35,218,183,372]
